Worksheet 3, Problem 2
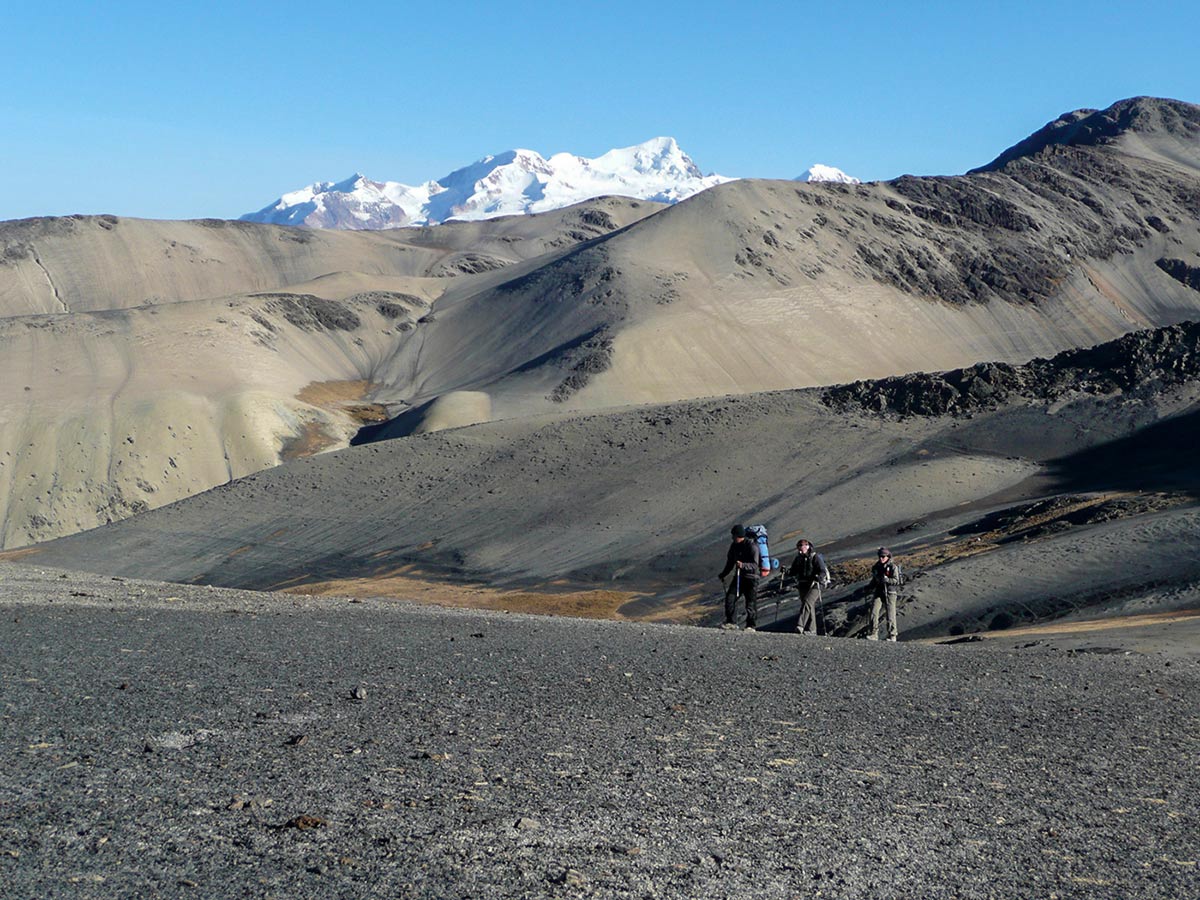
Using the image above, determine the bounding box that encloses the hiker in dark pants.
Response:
[718,524,762,631]
[788,539,830,635]
[868,547,902,641]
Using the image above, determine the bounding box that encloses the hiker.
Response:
[868,547,902,641]
[788,539,830,635]
[718,524,762,631]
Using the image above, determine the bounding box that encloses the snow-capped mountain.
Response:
[796,164,861,184]
[241,138,733,230]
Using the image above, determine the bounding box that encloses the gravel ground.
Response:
[1,563,1198,899]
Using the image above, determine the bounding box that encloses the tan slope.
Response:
[0,197,663,317]
[0,198,665,549]
[579,187,1200,407]
[0,291,428,548]
[0,229,664,550]
[386,100,1200,419]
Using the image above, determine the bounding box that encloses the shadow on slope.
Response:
[9,322,1200,639]
[1046,406,1200,494]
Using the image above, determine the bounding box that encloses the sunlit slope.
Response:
[0,197,663,317]
[387,98,1200,417]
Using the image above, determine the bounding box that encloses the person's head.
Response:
[797,539,811,553]
[731,524,746,542]
[878,547,891,562]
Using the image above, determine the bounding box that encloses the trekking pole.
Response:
[735,567,741,625]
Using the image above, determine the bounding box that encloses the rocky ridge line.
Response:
[822,320,1200,417]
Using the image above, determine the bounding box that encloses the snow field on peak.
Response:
[798,164,861,184]
[243,138,861,230]
[243,137,733,230]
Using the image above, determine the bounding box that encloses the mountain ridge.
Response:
[974,95,1200,172]
[241,137,731,230]
[240,138,865,231]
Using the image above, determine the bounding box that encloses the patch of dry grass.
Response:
[278,568,656,622]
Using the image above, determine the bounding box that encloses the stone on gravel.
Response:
[282,815,327,831]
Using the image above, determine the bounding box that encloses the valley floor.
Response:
[1,563,1197,899]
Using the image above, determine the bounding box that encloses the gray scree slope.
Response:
[1,564,1197,899]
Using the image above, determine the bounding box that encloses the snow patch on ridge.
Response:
[797,164,861,184]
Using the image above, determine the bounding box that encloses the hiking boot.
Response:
[719,622,739,631]
[744,625,757,633]
[866,634,879,641]
[887,636,898,642]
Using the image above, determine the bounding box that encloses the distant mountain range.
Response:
[240,138,859,230]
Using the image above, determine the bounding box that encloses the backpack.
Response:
[746,524,771,576]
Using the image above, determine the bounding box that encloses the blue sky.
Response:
[3,0,1198,220]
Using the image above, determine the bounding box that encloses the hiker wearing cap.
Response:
[868,548,902,641]
[718,524,762,631]
[788,539,830,635]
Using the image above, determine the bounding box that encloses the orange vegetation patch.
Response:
[278,569,658,621]
[280,421,339,461]
[297,380,390,428]
[616,582,728,624]
[0,547,42,561]
[344,404,390,425]
[296,379,375,406]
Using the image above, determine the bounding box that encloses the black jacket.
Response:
[788,550,829,588]
[719,539,762,581]
[871,560,902,596]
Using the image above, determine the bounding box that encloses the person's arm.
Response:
[816,553,831,586]
[884,563,900,587]
[718,545,735,579]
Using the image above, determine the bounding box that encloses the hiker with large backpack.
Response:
[868,547,902,641]
[718,524,762,631]
[744,524,773,578]
[788,538,830,635]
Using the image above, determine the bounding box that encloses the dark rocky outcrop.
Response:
[256,294,362,331]
[343,291,426,315]
[823,320,1200,417]
[548,327,615,402]
[1156,258,1200,291]
[431,253,513,276]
